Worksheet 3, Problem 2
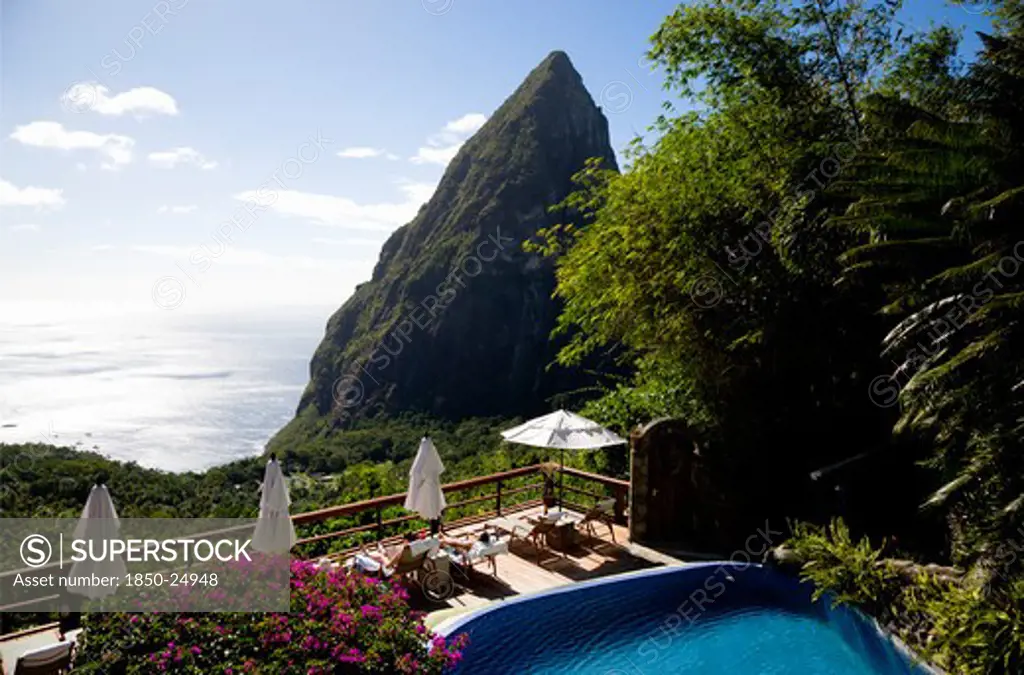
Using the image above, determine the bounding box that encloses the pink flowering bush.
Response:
[72,559,467,674]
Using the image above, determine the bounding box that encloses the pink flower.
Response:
[339,648,365,664]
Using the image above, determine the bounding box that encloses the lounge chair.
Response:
[491,516,556,555]
[577,497,618,543]
[446,537,509,578]
[14,640,73,675]
[346,537,453,601]
[347,537,439,578]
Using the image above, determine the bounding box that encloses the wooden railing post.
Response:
[375,506,383,541]
[613,485,627,525]
[496,479,503,516]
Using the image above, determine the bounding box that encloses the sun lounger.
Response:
[578,497,618,542]
[447,538,509,578]
[345,537,453,601]
[491,516,556,555]
[347,537,440,576]
[14,640,73,675]
[489,516,533,539]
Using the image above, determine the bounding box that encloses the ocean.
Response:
[0,307,329,473]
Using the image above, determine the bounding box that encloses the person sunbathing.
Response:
[358,533,416,576]
[441,530,499,574]
[439,532,476,552]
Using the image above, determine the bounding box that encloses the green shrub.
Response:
[786,518,900,616]
[787,518,1024,674]
[922,578,1024,675]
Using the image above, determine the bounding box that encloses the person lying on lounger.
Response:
[358,532,417,576]
[440,530,499,575]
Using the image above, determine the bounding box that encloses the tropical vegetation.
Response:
[536,0,1024,671]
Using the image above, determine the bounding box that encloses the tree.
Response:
[832,1,1024,568]
[538,0,914,540]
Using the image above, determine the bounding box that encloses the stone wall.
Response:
[629,418,740,551]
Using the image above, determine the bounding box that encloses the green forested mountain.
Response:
[271,51,620,458]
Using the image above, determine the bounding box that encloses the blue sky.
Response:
[0,0,992,321]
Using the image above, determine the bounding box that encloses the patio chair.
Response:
[13,640,73,675]
[577,497,618,543]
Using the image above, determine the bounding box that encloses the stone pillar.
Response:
[628,424,650,543]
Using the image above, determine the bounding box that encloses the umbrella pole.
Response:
[558,449,564,510]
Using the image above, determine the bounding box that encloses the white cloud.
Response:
[410,113,487,166]
[337,147,386,159]
[157,205,198,214]
[131,244,337,270]
[311,236,388,246]
[232,180,436,230]
[8,223,40,232]
[62,83,178,117]
[444,113,488,135]
[90,244,115,252]
[10,121,135,169]
[0,178,66,209]
[148,147,217,170]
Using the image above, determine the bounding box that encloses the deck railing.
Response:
[292,464,629,558]
[0,464,629,636]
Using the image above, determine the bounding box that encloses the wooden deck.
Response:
[420,504,683,628]
[0,504,682,669]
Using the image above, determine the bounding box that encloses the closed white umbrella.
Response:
[68,484,126,600]
[252,455,297,554]
[501,410,626,508]
[404,437,447,523]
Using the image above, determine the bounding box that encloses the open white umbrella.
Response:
[404,437,447,524]
[500,410,626,450]
[68,484,126,601]
[252,455,297,554]
[501,410,626,507]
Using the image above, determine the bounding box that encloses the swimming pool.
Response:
[438,563,937,674]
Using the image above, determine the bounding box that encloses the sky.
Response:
[0,0,993,323]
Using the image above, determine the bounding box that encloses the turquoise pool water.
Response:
[439,564,934,674]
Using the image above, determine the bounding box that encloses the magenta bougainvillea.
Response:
[73,559,467,674]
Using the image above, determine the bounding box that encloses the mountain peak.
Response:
[272,49,617,443]
[491,51,593,120]
[536,50,576,76]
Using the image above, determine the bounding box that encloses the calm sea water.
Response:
[0,308,328,472]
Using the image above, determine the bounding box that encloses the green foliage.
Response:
[831,0,1024,563]
[0,443,265,519]
[923,577,1024,675]
[787,518,1024,675]
[787,519,901,614]
[539,0,908,534]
